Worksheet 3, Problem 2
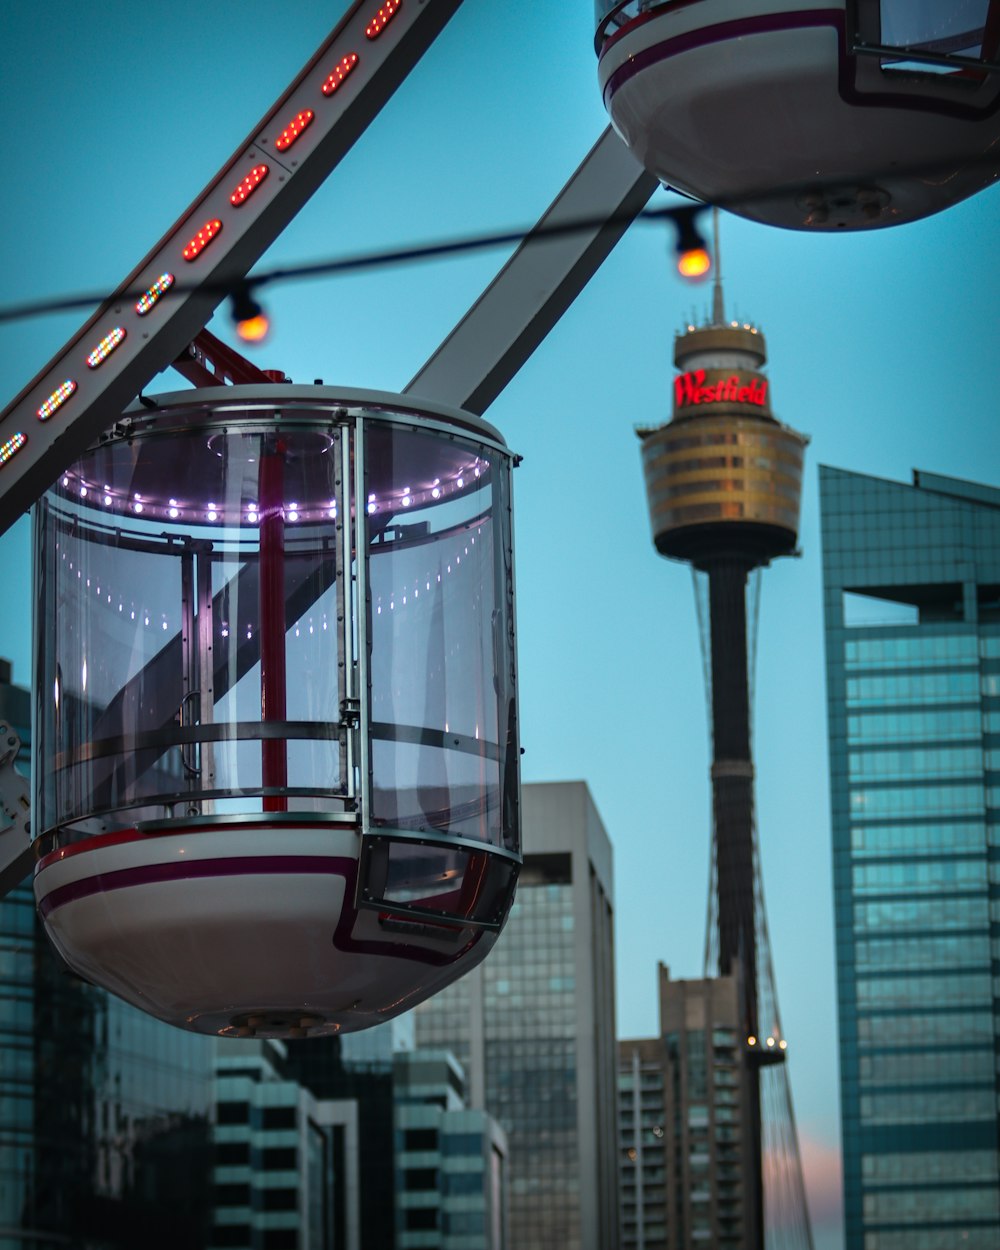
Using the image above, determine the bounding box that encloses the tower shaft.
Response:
[706,554,763,1250]
[707,556,756,1015]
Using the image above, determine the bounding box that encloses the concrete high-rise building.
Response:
[211,1039,360,1250]
[282,1021,413,1250]
[619,965,748,1250]
[411,781,618,1250]
[820,466,1000,1250]
[393,1049,507,1249]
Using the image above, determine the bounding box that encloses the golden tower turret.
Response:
[637,262,807,571]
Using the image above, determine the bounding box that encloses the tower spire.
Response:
[711,206,725,326]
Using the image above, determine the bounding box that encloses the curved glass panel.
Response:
[880,0,991,63]
[595,0,680,49]
[365,421,518,855]
[359,835,519,929]
[34,412,347,838]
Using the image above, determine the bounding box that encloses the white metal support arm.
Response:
[405,125,657,415]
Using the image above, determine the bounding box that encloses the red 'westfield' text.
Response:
[674,370,768,408]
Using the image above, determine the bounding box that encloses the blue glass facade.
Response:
[0,667,214,1249]
[820,467,1000,1250]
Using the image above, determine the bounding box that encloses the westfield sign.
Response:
[675,369,768,409]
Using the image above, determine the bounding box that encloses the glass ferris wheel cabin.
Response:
[32,387,520,1039]
[596,0,1000,230]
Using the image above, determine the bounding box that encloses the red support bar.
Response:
[259,443,288,812]
[172,329,282,388]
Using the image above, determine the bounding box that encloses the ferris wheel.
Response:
[0,0,996,1043]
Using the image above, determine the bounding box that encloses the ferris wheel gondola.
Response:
[596,0,1000,229]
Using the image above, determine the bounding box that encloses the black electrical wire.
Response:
[0,201,702,328]
[1,145,996,329]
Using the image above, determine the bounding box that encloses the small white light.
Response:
[134,502,144,514]
[169,507,179,519]
[402,496,411,507]
[207,510,218,522]
[80,486,88,498]
[457,477,464,488]
[431,488,441,499]
[162,621,168,631]
[367,502,376,515]
[288,510,299,522]
[103,495,112,507]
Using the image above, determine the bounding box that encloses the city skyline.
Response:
[3,6,1000,1247]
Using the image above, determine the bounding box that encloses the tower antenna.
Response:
[711,206,725,326]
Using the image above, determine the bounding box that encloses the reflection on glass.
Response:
[366,422,518,854]
[35,417,346,838]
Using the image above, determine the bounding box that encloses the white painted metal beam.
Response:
[404,125,658,415]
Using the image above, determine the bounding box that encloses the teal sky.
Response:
[3,6,1000,1245]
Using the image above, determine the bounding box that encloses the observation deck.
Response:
[637,317,807,569]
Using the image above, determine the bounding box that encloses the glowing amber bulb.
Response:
[236,313,270,344]
[677,246,712,280]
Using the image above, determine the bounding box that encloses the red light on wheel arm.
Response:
[136,273,175,315]
[275,111,314,151]
[182,220,223,261]
[37,379,77,420]
[230,165,269,206]
[0,433,27,466]
[86,328,126,370]
[321,53,359,95]
[366,0,401,38]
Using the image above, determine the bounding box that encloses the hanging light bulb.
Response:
[231,285,270,343]
[673,207,712,281]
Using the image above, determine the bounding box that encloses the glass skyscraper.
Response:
[820,466,1000,1250]
[0,664,215,1250]
[411,781,618,1250]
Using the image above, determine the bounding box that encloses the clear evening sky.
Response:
[3,5,1000,1246]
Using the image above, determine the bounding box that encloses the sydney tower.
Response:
[637,267,808,1249]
